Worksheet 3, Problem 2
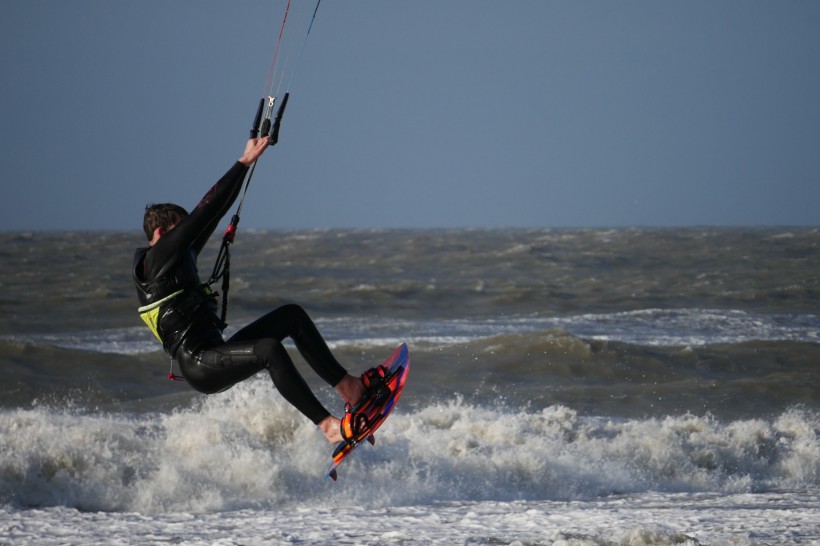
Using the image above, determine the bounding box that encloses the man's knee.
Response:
[280,303,309,322]
[254,338,286,369]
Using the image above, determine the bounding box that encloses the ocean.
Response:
[1,228,818,545]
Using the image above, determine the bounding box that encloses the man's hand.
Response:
[238,137,270,166]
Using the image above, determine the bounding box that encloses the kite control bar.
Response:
[249,94,290,145]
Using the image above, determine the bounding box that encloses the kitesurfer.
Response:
[133,136,365,444]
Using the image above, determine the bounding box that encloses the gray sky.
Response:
[2,1,819,230]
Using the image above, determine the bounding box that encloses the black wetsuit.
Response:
[133,161,347,424]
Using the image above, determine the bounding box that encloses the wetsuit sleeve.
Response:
[188,161,249,254]
[143,161,249,279]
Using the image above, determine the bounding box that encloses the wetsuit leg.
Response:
[229,303,348,387]
[177,341,262,395]
[253,338,331,425]
[178,335,335,425]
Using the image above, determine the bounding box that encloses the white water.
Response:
[2,493,818,545]
[2,379,819,544]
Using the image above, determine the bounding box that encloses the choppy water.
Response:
[1,228,819,545]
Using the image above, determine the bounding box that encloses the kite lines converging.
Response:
[207,0,324,328]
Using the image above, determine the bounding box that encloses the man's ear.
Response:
[149,227,166,246]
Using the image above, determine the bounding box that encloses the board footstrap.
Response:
[340,406,370,445]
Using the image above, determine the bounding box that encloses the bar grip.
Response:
[269,92,290,146]
[250,98,265,138]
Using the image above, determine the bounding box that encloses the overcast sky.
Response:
[2,1,819,230]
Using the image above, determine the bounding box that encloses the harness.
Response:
[137,289,184,342]
[133,247,224,380]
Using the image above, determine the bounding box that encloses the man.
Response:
[133,137,370,444]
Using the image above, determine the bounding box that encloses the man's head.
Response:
[143,203,188,241]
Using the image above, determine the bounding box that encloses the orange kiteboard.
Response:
[325,343,410,481]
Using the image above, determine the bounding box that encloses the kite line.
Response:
[207,0,323,326]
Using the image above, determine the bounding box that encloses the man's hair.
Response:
[143,203,189,241]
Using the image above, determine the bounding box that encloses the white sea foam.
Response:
[2,379,818,511]
[4,493,819,545]
[2,372,819,544]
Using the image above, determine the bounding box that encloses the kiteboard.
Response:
[325,343,410,481]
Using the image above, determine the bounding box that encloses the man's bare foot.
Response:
[335,373,366,406]
[318,415,343,444]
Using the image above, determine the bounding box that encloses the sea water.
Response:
[1,228,818,545]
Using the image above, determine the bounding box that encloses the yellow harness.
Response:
[137,289,184,343]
